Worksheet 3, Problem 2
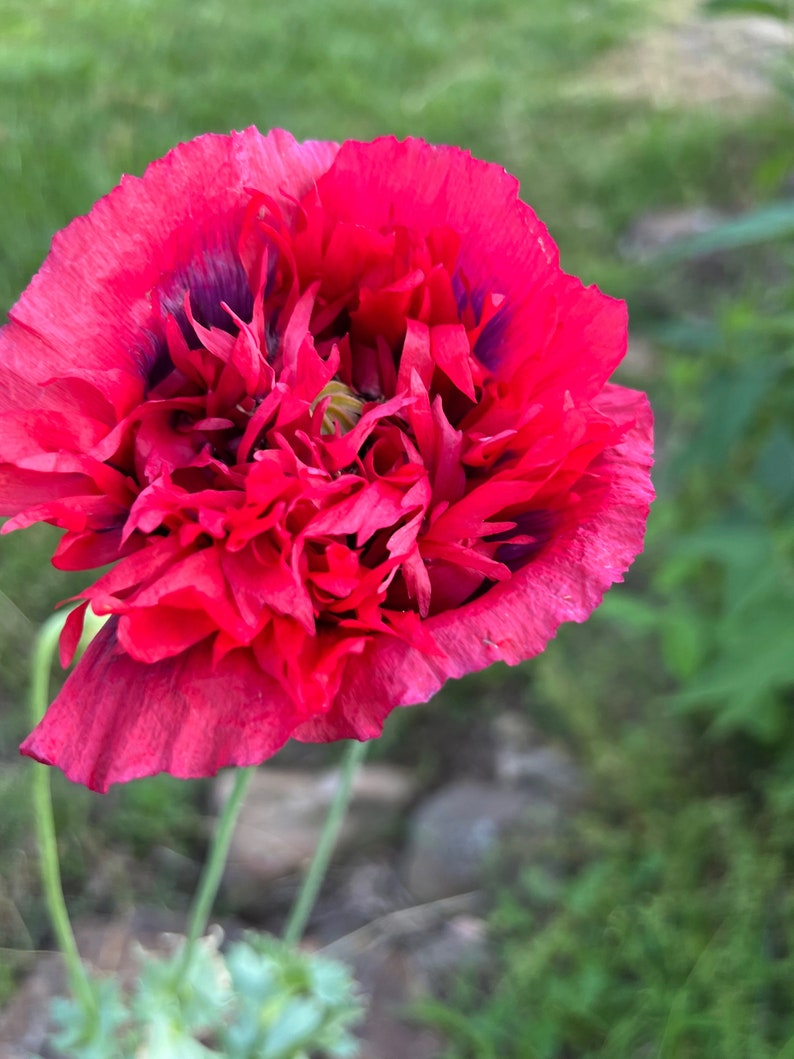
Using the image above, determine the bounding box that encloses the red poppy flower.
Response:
[1,129,653,791]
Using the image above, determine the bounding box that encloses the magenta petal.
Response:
[7,129,338,394]
[314,137,625,396]
[315,136,558,286]
[20,618,306,792]
[0,129,339,522]
[0,327,130,420]
[296,385,654,744]
[0,467,92,518]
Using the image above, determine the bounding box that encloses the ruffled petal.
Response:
[5,129,338,396]
[0,130,338,520]
[312,137,625,396]
[20,617,308,792]
[295,384,653,744]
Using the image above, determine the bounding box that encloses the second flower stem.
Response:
[180,765,256,971]
[282,738,369,946]
[183,737,368,963]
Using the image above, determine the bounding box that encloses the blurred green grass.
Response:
[2,0,794,1054]
[1,0,785,308]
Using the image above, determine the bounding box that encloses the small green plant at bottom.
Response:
[50,930,363,1059]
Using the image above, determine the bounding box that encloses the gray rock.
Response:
[408,913,489,980]
[341,906,486,1058]
[353,949,446,1059]
[619,207,726,263]
[491,712,585,803]
[341,860,407,922]
[402,780,542,902]
[214,764,417,910]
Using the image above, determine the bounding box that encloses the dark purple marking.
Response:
[492,509,556,570]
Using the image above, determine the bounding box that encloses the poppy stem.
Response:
[282,738,369,946]
[179,764,256,972]
[29,612,97,1018]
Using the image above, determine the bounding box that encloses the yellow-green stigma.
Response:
[312,379,365,435]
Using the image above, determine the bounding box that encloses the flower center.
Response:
[311,379,366,435]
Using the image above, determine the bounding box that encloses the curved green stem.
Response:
[179,765,256,972]
[30,605,368,998]
[29,612,96,1015]
[283,739,369,946]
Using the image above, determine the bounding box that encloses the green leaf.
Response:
[140,1013,218,1059]
[686,363,779,469]
[133,936,230,1037]
[672,601,794,740]
[660,607,707,680]
[49,976,130,1059]
[755,426,794,511]
[654,201,794,261]
[704,0,792,16]
[221,934,362,1059]
[262,997,324,1058]
[596,592,662,635]
[226,941,279,1003]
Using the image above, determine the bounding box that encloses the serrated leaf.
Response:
[672,622,794,739]
[656,523,773,602]
[306,959,356,1008]
[262,998,324,1058]
[141,1012,218,1059]
[50,976,130,1059]
[219,934,362,1058]
[226,941,279,1003]
[133,938,230,1036]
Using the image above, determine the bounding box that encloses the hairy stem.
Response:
[29,612,96,1016]
[283,739,369,946]
[180,765,256,971]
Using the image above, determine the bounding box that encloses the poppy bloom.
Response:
[1,129,653,791]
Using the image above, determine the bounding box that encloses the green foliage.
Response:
[704,0,793,16]
[421,33,794,1056]
[423,797,794,1059]
[604,205,794,742]
[654,201,794,261]
[103,774,205,859]
[0,0,647,310]
[50,932,362,1059]
[220,934,362,1058]
[50,977,129,1059]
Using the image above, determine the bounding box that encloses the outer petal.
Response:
[5,129,338,390]
[312,136,625,396]
[0,129,339,517]
[20,618,309,792]
[294,384,654,744]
